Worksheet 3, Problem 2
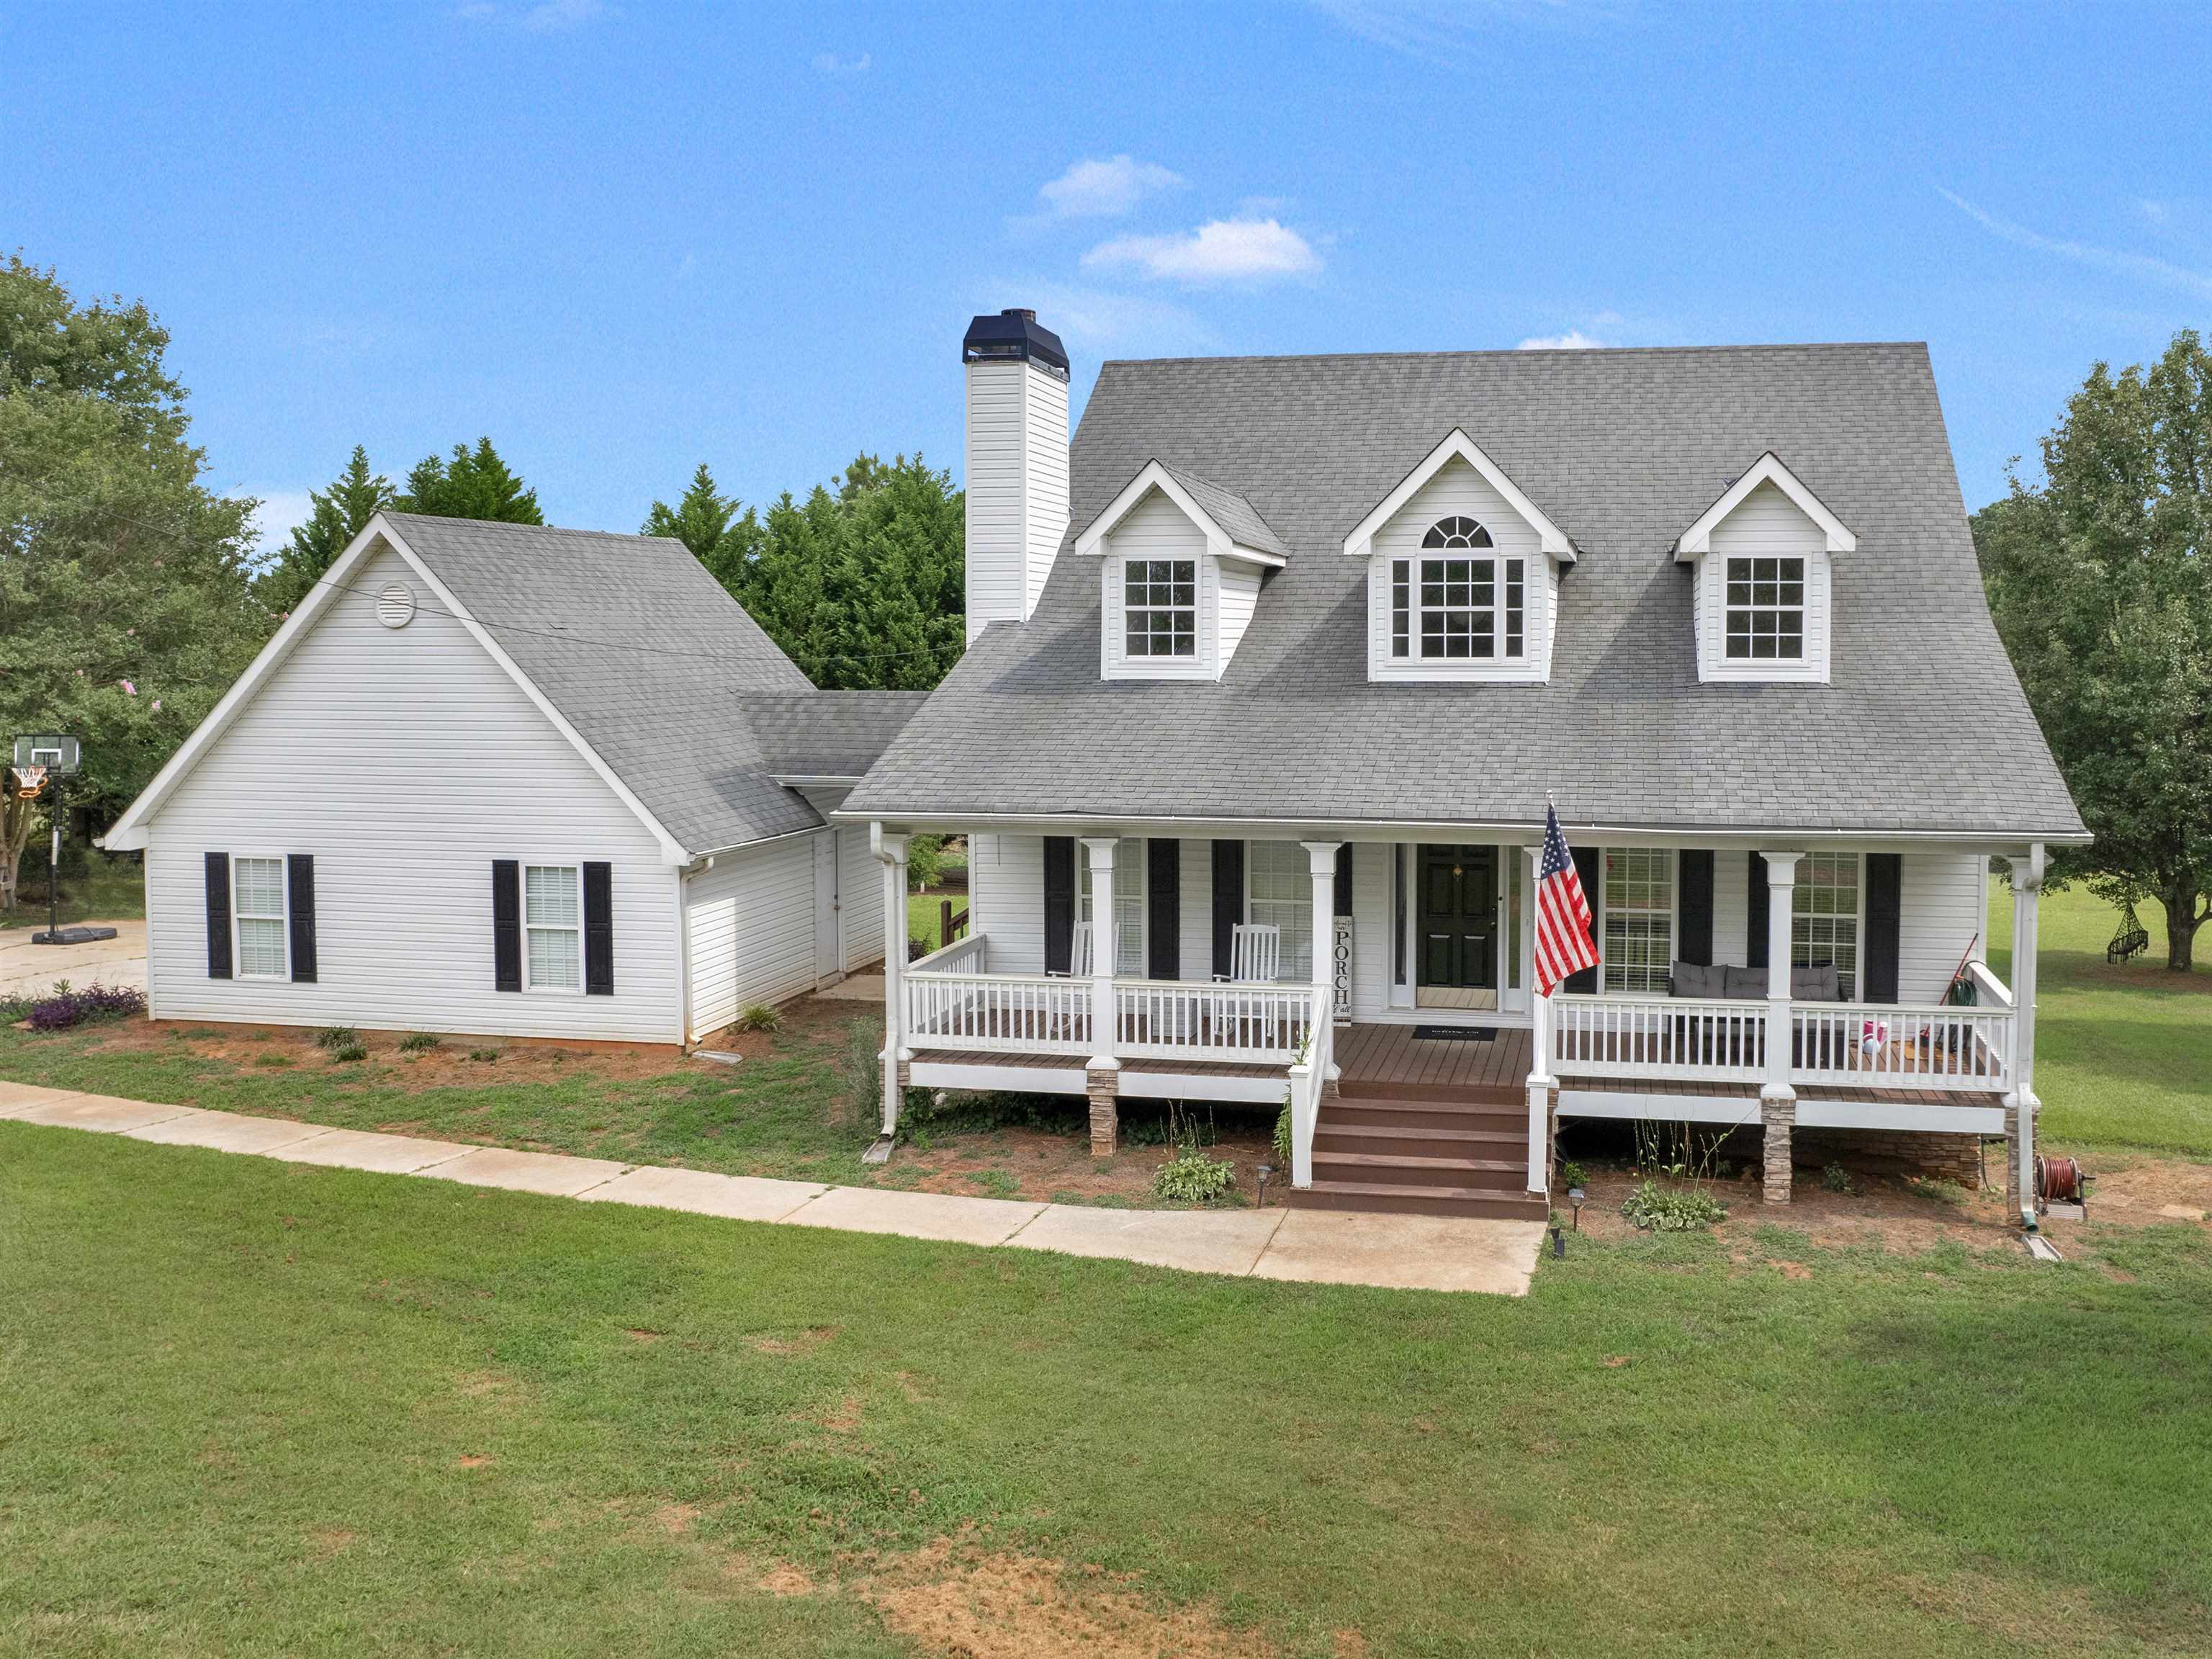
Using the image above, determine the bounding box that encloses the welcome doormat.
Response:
[1412,1025,1497,1042]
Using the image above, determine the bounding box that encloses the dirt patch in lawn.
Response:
[1568,1155,2212,1255]
[89,1019,698,1090]
[853,1532,1276,1659]
[894,1119,1277,1208]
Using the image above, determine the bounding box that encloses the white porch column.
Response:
[1760,852,1802,1205]
[1082,837,1120,1069]
[872,827,909,1138]
[2009,845,2044,1228]
[1301,841,1341,1022]
[1524,843,1556,1197]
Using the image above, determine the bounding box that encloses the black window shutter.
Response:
[1146,839,1180,979]
[1042,837,1076,974]
[1677,850,1713,968]
[1863,853,1902,1004]
[1565,846,1601,994]
[287,854,318,984]
[492,860,521,992]
[1335,844,1354,915]
[1747,852,1770,968]
[204,852,233,979]
[1210,839,1245,976]
[583,861,614,995]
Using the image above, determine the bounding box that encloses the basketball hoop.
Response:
[7,765,47,800]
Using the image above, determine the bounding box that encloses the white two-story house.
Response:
[841,310,2086,1226]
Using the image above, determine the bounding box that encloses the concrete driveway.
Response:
[1,918,147,1002]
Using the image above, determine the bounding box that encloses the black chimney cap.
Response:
[963,307,1069,377]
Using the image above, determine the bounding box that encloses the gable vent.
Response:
[375,582,417,629]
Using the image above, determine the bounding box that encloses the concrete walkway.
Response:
[0,1079,1547,1295]
[1,919,147,1002]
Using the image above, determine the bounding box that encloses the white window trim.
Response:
[522,860,586,996]
[1386,542,1529,667]
[1599,847,1675,996]
[1342,429,1575,562]
[1102,552,1220,680]
[230,853,290,981]
[1791,850,1865,1000]
[1245,840,1313,984]
[1674,451,1855,558]
[1694,547,1831,685]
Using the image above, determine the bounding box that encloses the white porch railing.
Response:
[1550,995,1767,1085]
[1285,984,1333,1188]
[1114,979,1317,1061]
[1789,1000,2013,1092]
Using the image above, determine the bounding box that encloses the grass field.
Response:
[5,1123,2208,1658]
[0,853,144,931]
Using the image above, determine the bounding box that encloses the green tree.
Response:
[397,437,541,523]
[639,463,764,590]
[1973,329,2212,971]
[0,255,267,904]
[256,445,393,613]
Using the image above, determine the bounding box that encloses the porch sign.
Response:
[1331,916,1354,1026]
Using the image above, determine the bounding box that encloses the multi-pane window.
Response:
[1724,556,1805,660]
[233,857,287,979]
[525,863,583,991]
[1388,519,1523,660]
[1601,849,1673,994]
[1123,559,1196,658]
[1247,840,1313,981]
[1079,837,1145,975]
[1793,852,1859,998]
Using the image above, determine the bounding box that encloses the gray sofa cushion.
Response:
[1669,961,1726,999]
[1722,964,1768,999]
[1791,963,1843,1003]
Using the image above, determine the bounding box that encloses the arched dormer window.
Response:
[1391,516,1523,660]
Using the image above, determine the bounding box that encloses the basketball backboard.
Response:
[13,734,81,774]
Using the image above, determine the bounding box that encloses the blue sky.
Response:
[6,1,2208,553]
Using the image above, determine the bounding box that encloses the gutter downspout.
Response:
[2013,842,2046,1232]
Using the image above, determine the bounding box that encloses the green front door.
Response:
[1419,845,1497,990]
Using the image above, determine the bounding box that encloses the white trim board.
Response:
[1343,429,1575,562]
[1073,461,1287,567]
[1557,1090,2004,1135]
[1674,451,1855,559]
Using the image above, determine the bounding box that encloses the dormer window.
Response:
[1675,452,1851,685]
[1123,559,1197,658]
[1723,555,1805,661]
[1388,519,1527,662]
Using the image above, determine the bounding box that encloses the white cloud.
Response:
[812,50,871,75]
[1084,217,1321,286]
[1517,329,1606,350]
[1038,156,1184,219]
[522,0,606,29]
[243,490,316,562]
[1938,187,2212,301]
[1007,283,1221,358]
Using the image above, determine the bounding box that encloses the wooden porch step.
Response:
[1336,1076,1525,1107]
[1312,1121,1527,1159]
[1310,1150,1531,1192]
[1321,1098,1527,1135]
[1281,1180,1550,1220]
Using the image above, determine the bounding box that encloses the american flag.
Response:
[1533,804,1599,996]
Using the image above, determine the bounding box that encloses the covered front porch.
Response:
[864,827,2050,1220]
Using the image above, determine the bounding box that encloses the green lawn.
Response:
[905,888,966,955]
[0,853,144,930]
[5,1123,2209,1657]
[1986,877,2212,1158]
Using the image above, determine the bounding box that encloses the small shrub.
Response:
[1272,1103,1292,1171]
[1822,1162,1853,1194]
[315,1025,359,1052]
[1152,1148,1236,1203]
[253,1053,294,1069]
[1559,1158,1588,1190]
[467,1048,500,1064]
[736,1003,781,1034]
[397,1031,441,1053]
[0,994,30,1024]
[327,1043,368,1064]
[1621,1179,1727,1233]
[27,984,147,1032]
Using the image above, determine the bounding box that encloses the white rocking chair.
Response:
[1049,921,1094,977]
[1213,922,1282,984]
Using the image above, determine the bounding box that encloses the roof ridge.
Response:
[382,511,682,547]
[1096,341,1930,369]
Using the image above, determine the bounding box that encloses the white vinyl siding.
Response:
[962,358,1069,643]
[1898,851,1987,1004]
[1367,457,1553,682]
[1102,490,1215,680]
[524,864,582,992]
[968,833,1046,977]
[233,857,287,979]
[1697,482,1831,683]
[1216,560,1262,667]
[139,542,683,1042]
[1247,840,1312,981]
[683,832,818,1039]
[1022,362,1071,619]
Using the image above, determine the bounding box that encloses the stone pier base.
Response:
[1086,1065,1120,1158]
[1761,1098,1795,1205]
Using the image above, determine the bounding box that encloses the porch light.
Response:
[1256,1163,1274,1206]
[1568,1187,1586,1231]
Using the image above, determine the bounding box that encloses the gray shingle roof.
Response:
[1155,463,1292,560]
[844,343,2085,841]
[384,514,921,854]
